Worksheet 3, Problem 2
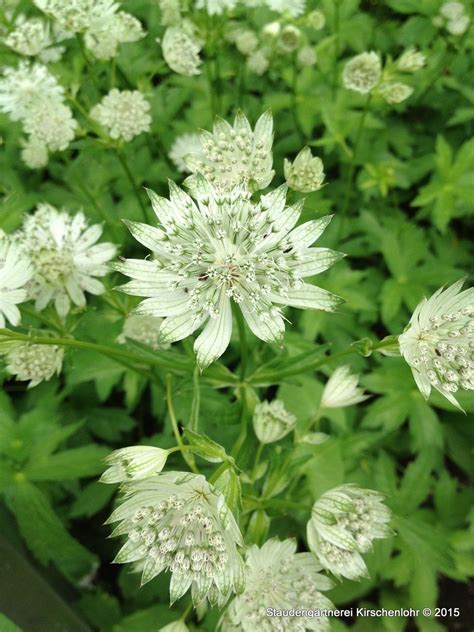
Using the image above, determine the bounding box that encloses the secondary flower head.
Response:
[306,9,326,30]
[378,82,413,104]
[17,203,116,318]
[297,46,317,67]
[307,485,392,580]
[4,342,64,388]
[161,23,203,76]
[0,233,33,328]
[195,0,238,14]
[277,25,301,53]
[169,132,203,173]
[343,51,382,94]
[233,29,259,56]
[90,90,151,142]
[4,17,64,62]
[223,538,334,631]
[253,400,296,444]
[117,179,343,368]
[398,280,474,409]
[84,11,145,60]
[101,446,170,483]
[118,314,168,348]
[20,137,48,169]
[106,472,244,605]
[246,49,270,76]
[320,365,369,408]
[33,0,118,33]
[284,147,325,193]
[397,47,426,72]
[440,1,465,20]
[265,0,306,17]
[24,100,77,151]
[185,110,274,193]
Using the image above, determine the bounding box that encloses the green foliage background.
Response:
[0,0,473,631]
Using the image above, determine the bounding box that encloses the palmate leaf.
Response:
[0,614,23,632]
[6,481,96,582]
[24,445,110,482]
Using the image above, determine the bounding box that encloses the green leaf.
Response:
[397,452,435,514]
[25,445,110,481]
[70,481,116,518]
[0,614,24,632]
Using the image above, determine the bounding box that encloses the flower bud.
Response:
[284,147,325,193]
[320,365,369,408]
[397,47,426,72]
[100,446,170,483]
[278,25,301,53]
[378,82,413,104]
[252,400,296,444]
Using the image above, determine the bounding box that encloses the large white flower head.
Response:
[307,485,392,581]
[105,472,245,606]
[169,132,203,173]
[320,365,369,408]
[195,0,238,15]
[24,100,77,151]
[185,110,274,194]
[0,62,64,122]
[90,90,151,142]
[161,23,203,76]
[398,280,474,409]
[252,399,296,444]
[16,203,116,318]
[223,538,334,631]
[4,343,64,388]
[343,51,382,94]
[0,233,33,328]
[117,179,343,368]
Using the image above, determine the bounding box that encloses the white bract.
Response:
[185,110,274,193]
[252,400,296,444]
[101,446,170,483]
[343,52,382,94]
[106,472,244,605]
[169,133,203,173]
[161,24,203,76]
[16,204,116,318]
[90,90,151,142]
[0,233,33,328]
[399,280,474,409]
[284,147,325,193]
[4,343,64,388]
[320,365,369,408]
[117,178,343,369]
[159,622,189,632]
[307,485,392,580]
[224,538,333,631]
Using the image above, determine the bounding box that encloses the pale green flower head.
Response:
[246,48,270,76]
[297,45,317,67]
[185,110,274,194]
[118,314,169,349]
[21,137,48,170]
[90,89,151,142]
[195,0,238,15]
[306,9,326,30]
[284,147,325,193]
[0,232,33,328]
[101,446,170,483]
[161,23,203,76]
[397,47,426,72]
[378,82,413,104]
[106,472,245,606]
[343,51,382,94]
[223,538,334,631]
[4,342,64,388]
[307,484,392,580]
[320,365,369,408]
[277,25,301,53]
[117,179,344,369]
[252,399,296,444]
[398,280,474,410]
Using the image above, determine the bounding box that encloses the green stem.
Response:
[20,307,68,336]
[113,148,149,223]
[331,0,341,100]
[209,461,232,485]
[338,92,372,240]
[229,307,250,457]
[190,367,201,433]
[166,375,199,474]
[251,443,264,481]
[233,305,248,382]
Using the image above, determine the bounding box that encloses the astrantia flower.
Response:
[169,133,203,173]
[17,203,116,318]
[117,179,343,368]
[4,17,65,62]
[24,100,77,151]
[233,29,259,56]
[297,46,317,67]
[106,472,244,605]
[118,314,169,349]
[90,90,151,142]
[307,485,392,580]
[246,49,270,76]
[158,0,182,26]
[185,110,274,193]
[101,446,170,483]
[33,0,117,33]
[440,1,465,20]
[398,280,474,409]
[223,538,334,631]
[265,0,306,17]
[378,82,413,104]
[253,400,296,444]
[320,365,369,408]
[446,15,470,34]
[20,137,48,169]
[0,233,33,328]
[4,343,64,388]
[397,47,426,72]
[306,9,326,30]
[195,0,238,15]
[161,24,203,76]
[284,147,325,193]
[277,25,301,53]
[343,52,382,94]
[85,11,145,60]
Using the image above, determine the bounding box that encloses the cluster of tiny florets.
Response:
[284,147,325,193]
[90,90,152,142]
[4,17,66,62]
[118,314,169,349]
[343,52,382,94]
[4,343,64,388]
[436,2,471,35]
[161,23,203,76]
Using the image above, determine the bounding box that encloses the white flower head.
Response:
[297,45,317,67]
[307,484,392,580]
[253,399,296,444]
[20,136,49,169]
[33,0,118,33]
[378,82,413,104]
[306,9,326,30]
[277,25,301,53]
[320,365,369,408]
[106,472,244,605]
[118,314,169,349]
[4,17,60,60]
[399,280,474,409]
[397,47,426,72]
[16,203,116,318]
[4,343,64,388]
[284,147,325,193]
[117,179,343,369]
[440,1,465,20]
[343,51,382,94]
[158,0,182,26]
[194,0,238,15]
[161,23,203,76]
[85,11,145,60]
[169,132,203,173]
[223,538,334,631]
[233,29,259,56]
[90,90,151,142]
[246,48,270,76]
[446,15,470,34]
[0,233,33,328]
[101,446,170,483]
[24,100,77,151]
[265,0,306,17]
[185,110,274,193]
